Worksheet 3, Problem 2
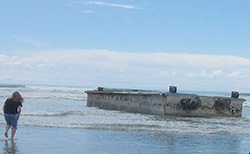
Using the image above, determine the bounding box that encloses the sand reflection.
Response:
[3,140,20,154]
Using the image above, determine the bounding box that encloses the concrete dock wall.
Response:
[164,93,243,117]
[86,88,245,117]
[86,91,166,116]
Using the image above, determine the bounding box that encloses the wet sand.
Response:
[0,125,250,154]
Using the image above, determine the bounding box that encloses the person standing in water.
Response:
[3,91,23,139]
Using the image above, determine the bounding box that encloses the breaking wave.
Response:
[0,85,250,136]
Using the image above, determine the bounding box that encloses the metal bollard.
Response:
[98,87,104,91]
[231,91,239,98]
[169,86,177,93]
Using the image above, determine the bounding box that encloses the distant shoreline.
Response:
[0,84,249,96]
[0,84,25,88]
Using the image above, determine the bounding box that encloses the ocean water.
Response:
[0,85,250,153]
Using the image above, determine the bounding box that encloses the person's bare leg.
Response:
[5,125,11,138]
[11,129,16,139]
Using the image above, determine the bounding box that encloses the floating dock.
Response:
[85,86,245,117]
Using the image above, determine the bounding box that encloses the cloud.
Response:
[0,54,7,59]
[227,71,240,78]
[12,35,44,47]
[83,1,140,9]
[210,70,224,78]
[66,4,74,7]
[1,49,250,92]
[82,10,94,13]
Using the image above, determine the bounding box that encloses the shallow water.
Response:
[0,85,250,153]
[0,85,250,134]
[0,125,250,154]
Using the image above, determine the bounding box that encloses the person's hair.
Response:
[11,91,24,103]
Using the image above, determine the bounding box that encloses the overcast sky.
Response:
[1,0,250,92]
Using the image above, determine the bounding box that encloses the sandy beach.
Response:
[0,124,249,154]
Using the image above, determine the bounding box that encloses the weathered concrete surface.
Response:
[86,89,245,117]
[164,93,243,117]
